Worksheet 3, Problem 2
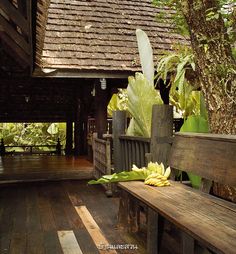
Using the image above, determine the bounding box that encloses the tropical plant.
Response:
[107,29,163,137]
[126,73,162,137]
[0,122,66,151]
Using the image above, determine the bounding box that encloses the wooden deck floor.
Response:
[0,180,146,254]
[0,156,93,182]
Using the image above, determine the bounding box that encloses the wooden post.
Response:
[65,118,73,155]
[56,138,62,155]
[95,81,108,139]
[0,138,6,156]
[147,208,165,254]
[112,110,126,173]
[150,105,173,167]
[74,99,80,156]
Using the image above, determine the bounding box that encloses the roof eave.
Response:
[32,67,135,79]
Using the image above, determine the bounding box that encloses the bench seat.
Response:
[118,180,236,254]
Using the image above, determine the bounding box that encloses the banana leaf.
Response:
[88,170,147,185]
[136,29,154,86]
[126,73,162,137]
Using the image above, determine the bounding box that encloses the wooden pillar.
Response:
[95,81,108,139]
[113,110,126,173]
[65,118,73,155]
[74,99,80,156]
[78,101,86,155]
[150,105,173,167]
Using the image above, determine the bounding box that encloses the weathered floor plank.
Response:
[0,180,145,254]
[58,230,83,254]
[75,205,117,254]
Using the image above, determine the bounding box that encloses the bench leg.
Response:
[147,208,164,254]
[117,190,139,233]
[182,231,194,254]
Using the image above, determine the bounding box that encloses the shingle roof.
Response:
[36,0,188,73]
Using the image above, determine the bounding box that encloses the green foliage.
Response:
[156,46,201,118]
[126,73,162,137]
[107,89,128,117]
[152,0,236,47]
[0,123,66,150]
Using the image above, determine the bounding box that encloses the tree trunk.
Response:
[181,0,236,135]
[181,0,236,202]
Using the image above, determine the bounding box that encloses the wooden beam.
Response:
[0,31,29,67]
[0,14,30,54]
[17,0,27,19]
[32,67,134,79]
[0,0,29,35]
[26,0,33,74]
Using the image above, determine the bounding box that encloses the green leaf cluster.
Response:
[156,46,200,118]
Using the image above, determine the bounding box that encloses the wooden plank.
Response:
[47,184,72,230]
[169,133,236,187]
[26,186,41,232]
[74,229,100,254]
[57,230,83,254]
[44,231,63,254]
[59,185,84,229]
[119,135,151,143]
[182,232,194,254]
[63,181,84,207]
[118,181,236,254]
[0,15,30,53]
[12,187,27,234]
[112,110,126,173]
[17,0,27,18]
[147,208,158,254]
[9,232,27,254]
[150,105,173,167]
[0,31,30,67]
[75,205,117,254]
[37,184,56,231]
[0,0,29,35]
[0,232,11,254]
[27,232,45,254]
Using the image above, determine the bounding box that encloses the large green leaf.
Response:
[127,73,163,137]
[136,29,154,86]
[180,115,209,133]
[88,170,147,185]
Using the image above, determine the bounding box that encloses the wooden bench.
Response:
[118,133,236,254]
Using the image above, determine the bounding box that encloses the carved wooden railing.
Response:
[4,144,61,155]
[93,137,112,193]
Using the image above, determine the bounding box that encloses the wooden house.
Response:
[0,0,187,155]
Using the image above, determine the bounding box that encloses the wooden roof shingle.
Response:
[36,0,188,74]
